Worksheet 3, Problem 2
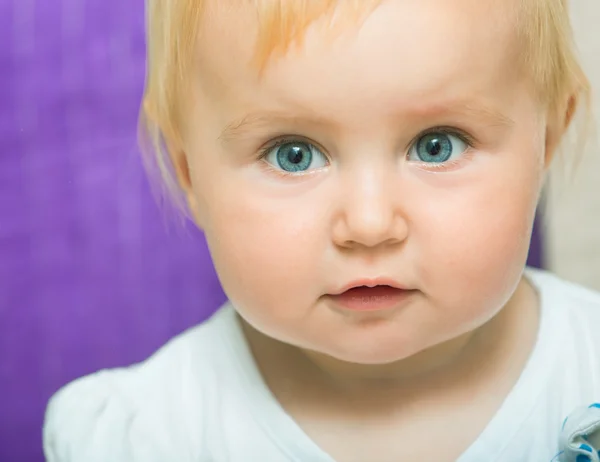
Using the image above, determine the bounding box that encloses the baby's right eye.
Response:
[262,140,328,173]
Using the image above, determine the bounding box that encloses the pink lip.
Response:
[331,278,407,295]
[327,278,415,312]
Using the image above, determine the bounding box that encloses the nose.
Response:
[332,167,408,250]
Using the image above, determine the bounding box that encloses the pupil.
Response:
[287,146,304,164]
[427,139,442,156]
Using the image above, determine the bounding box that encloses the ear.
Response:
[169,145,205,229]
[544,94,578,167]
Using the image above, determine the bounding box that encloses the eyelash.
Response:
[257,126,478,174]
[410,126,476,150]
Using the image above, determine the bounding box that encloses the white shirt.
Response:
[43,269,600,462]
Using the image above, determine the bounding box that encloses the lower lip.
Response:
[328,286,415,312]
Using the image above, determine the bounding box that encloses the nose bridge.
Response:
[350,165,390,209]
[339,163,402,247]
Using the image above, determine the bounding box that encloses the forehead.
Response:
[195,0,524,120]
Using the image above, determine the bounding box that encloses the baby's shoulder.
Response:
[529,268,600,316]
[536,275,600,462]
[43,305,234,462]
[537,270,600,317]
[531,269,600,362]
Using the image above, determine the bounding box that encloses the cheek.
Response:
[414,154,543,321]
[194,171,328,325]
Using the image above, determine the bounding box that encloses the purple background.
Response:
[0,2,543,461]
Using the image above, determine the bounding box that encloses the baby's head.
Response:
[140,0,589,366]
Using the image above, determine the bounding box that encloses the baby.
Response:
[43,0,600,461]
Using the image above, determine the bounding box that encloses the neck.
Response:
[299,331,478,393]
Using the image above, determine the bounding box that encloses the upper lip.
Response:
[329,278,408,295]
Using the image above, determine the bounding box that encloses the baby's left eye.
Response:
[408,131,469,164]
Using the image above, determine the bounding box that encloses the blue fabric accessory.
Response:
[555,404,600,462]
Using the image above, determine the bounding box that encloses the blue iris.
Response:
[415,133,454,163]
[276,142,313,172]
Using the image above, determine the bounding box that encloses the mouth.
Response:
[327,279,416,312]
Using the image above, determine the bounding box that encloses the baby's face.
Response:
[181,0,548,364]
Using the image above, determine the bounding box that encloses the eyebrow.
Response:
[218,103,515,144]
[218,111,327,145]
[414,102,516,129]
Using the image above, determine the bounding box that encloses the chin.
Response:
[318,339,421,366]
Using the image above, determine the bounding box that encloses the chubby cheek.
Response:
[195,173,328,334]
[415,155,543,329]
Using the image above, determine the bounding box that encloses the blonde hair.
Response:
[140,0,591,213]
